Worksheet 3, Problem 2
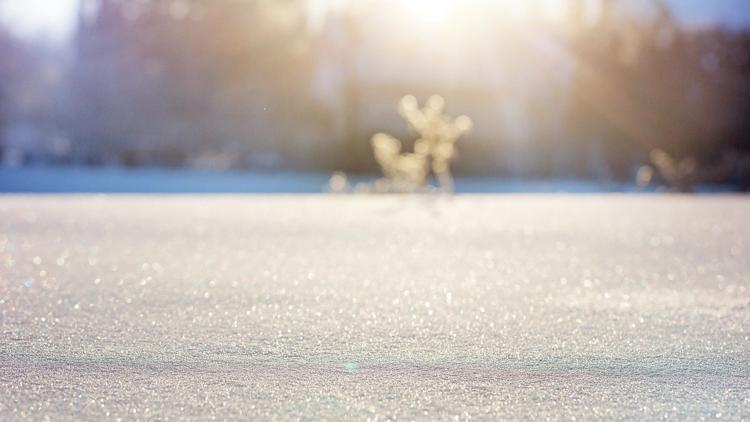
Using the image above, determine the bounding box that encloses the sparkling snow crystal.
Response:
[0,196,748,419]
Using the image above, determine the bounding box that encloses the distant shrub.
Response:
[639,148,750,192]
[330,95,471,193]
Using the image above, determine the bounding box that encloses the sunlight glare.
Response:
[0,0,77,39]
[540,0,567,22]
[402,0,458,23]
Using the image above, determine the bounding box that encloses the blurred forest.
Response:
[1,0,749,187]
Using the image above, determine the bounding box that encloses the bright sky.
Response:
[0,0,748,41]
[0,0,78,40]
[665,0,750,29]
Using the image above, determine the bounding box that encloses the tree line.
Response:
[0,0,748,186]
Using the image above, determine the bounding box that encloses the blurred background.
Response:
[1,0,750,191]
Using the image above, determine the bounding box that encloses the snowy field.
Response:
[1,195,749,419]
[0,165,640,193]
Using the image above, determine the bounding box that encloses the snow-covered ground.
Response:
[1,195,748,419]
[0,165,641,193]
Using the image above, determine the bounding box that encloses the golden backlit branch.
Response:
[372,95,472,192]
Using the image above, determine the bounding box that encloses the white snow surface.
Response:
[0,195,748,420]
